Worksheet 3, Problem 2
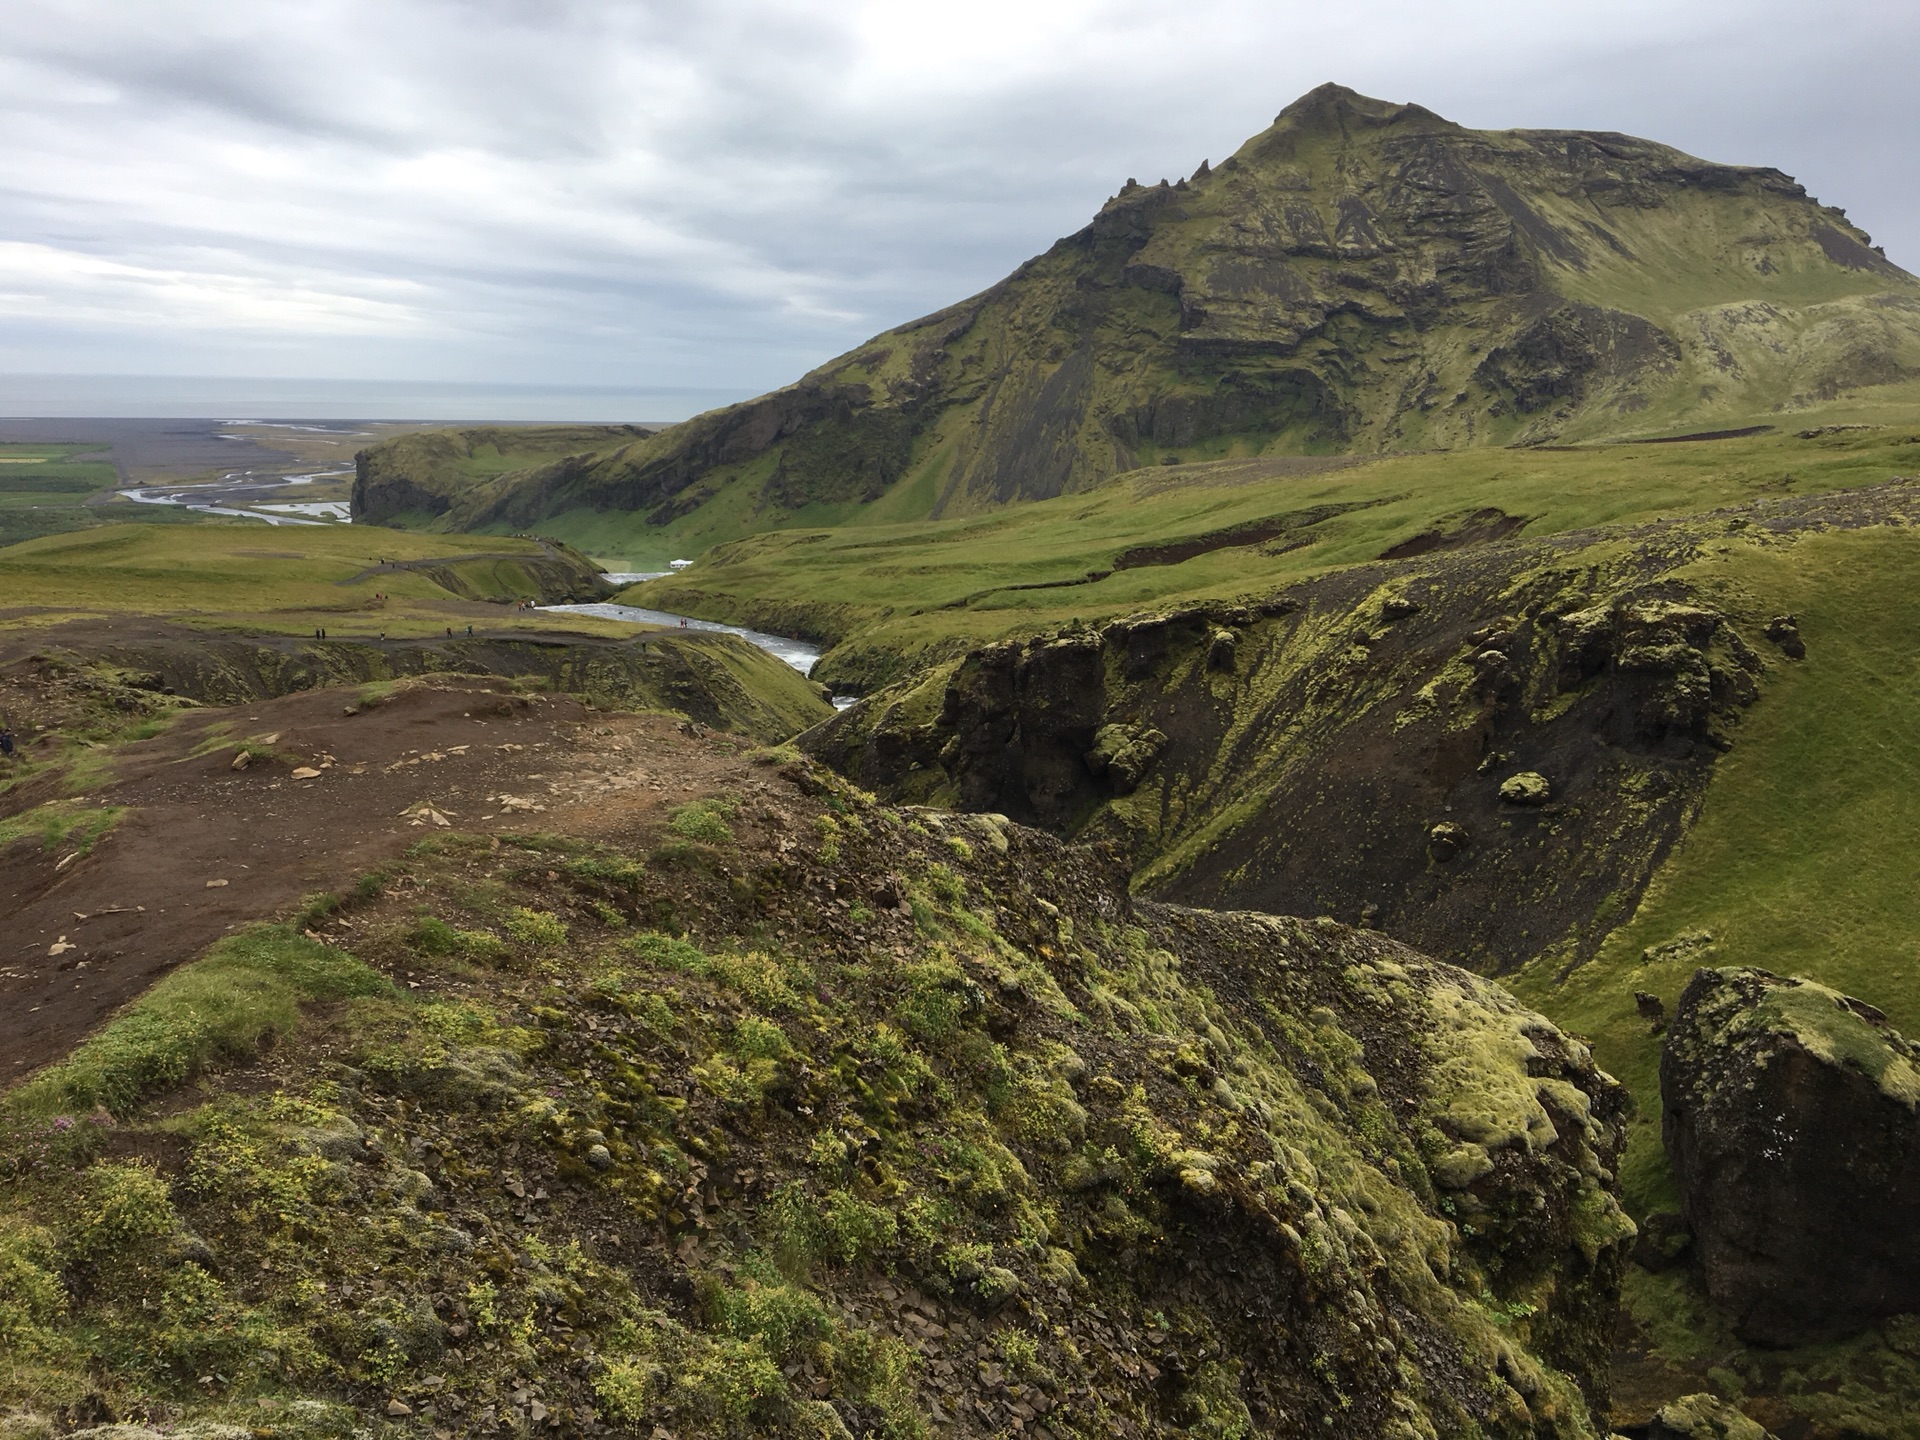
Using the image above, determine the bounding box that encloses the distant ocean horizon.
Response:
[0,374,757,423]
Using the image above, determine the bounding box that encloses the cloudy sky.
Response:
[2,0,1916,417]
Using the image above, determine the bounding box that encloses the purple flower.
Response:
[51,1116,75,1132]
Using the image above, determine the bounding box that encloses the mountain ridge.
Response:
[354,83,1920,558]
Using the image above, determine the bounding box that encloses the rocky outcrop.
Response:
[802,502,1786,977]
[1662,966,1920,1345]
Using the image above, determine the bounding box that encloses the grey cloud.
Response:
[1,0,1917,412]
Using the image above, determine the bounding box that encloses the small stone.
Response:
[1635,990,1668,1033]
[586,1144,614,1170]
[1498,771,1551,806]
[230,750,251,771]
[205,878,230,888]
[1427,821,1469,860]
[291,766,322,780]
[1207,628,1237,671]
[386,1399,412,1417]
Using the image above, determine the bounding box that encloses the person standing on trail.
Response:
[0,728,15,760]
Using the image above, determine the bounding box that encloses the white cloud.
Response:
[0,0,1915,409]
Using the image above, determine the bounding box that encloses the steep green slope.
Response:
[356,85,1920,562]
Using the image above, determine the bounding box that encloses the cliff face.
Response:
[799,479,1920,980]
[361,84,1920,537]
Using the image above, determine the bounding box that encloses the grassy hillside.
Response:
[756,417,1920,1224]
[350,425,654,529]
[1512,527,1920,1212]
[0,730,1637,1439]
[627,419,1920,688]
[354,85,1920,566]
[0,523,613,638]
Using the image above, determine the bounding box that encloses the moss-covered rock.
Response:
[1498,772,1552,807]
[1647,1393,1774,1440]
[1662,966,1920,1345]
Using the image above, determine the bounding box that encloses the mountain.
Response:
[356,84,1920,555]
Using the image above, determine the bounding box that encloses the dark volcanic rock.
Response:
[1662,966,1920,1345]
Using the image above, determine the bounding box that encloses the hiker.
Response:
[0,728,14,760]
[466,624,473,636]
[446,627,453,637]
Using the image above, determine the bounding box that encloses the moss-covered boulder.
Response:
[1646,1393,1774,1440]
[1661,966,1920,1345]
[1497,772,1552,807]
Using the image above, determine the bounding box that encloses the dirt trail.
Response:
[0,679,755,1077]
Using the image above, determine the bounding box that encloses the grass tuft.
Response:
[6,926,393,1120]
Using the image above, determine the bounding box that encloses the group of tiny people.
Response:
[309,624,478,639]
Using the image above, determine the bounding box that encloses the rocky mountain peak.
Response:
[356,87,1920,537]
[1263,81,1456,140]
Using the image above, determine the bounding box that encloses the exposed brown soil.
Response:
[1111,501,1381,570]
[1622,425,1774,445]
[1,677,760,1078]
[1376,506,1529,558]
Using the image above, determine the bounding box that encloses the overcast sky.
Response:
[2,0,1916,418]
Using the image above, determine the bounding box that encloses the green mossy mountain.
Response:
[355,85,1920,554]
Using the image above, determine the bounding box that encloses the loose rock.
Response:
[1498,771,1551,806]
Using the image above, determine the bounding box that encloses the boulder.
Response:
[1661,966,1920,1344]
[1498,770,1552,806]
[1207,627,1238,671]
[1085,723,1169,795]
[1647,1393,1774,1440]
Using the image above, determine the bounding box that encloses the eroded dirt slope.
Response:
[2,681,763,1077]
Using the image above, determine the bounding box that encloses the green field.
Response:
[0,443,204,548]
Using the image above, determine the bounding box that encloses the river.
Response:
[543,575,840,699]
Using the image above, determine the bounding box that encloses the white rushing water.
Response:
[542,599,826,677]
